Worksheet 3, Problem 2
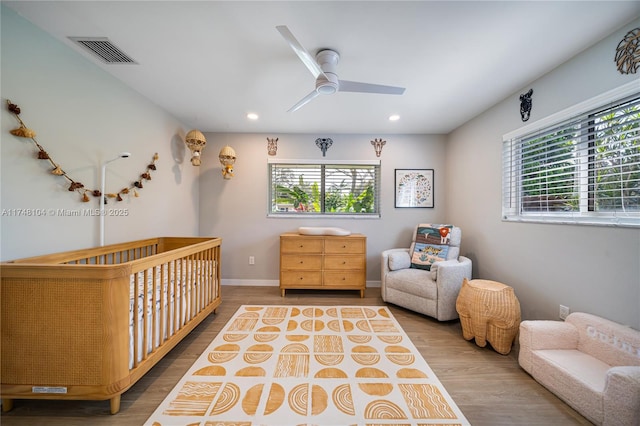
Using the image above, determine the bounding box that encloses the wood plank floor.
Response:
[1,285,593,426]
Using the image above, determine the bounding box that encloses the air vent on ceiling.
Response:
[69,37,137,64]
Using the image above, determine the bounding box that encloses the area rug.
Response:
[144,305,469,426]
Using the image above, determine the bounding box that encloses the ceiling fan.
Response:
[276,25,406,112]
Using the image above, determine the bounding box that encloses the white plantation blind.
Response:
[268,159,380,216]
[503,88,640,227]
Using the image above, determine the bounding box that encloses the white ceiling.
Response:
[5,1,640,134]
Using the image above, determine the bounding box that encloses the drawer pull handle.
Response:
[342,245,347,248]
[342,261,346,264]
[299,261,304,264]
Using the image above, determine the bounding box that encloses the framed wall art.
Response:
[394,169,434,208]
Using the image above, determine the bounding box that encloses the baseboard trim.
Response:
[221,279,381,288]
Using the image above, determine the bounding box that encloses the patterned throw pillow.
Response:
[410,224,453,270]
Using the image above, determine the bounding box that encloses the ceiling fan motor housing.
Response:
[316,49,340,94]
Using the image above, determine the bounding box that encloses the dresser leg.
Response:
[360,289,364,298]
[2,398,13,412]
[281,289,286,297]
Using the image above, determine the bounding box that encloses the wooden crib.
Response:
[0,236,221,414]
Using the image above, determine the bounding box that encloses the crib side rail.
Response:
[5,238,161,265]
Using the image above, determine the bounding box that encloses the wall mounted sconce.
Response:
[219,145,237,179]
[267,137,278,156]
[371,138,386,157]
[315,137,333,157]
[185,129,207,166]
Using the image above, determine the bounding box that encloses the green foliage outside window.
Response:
[270,162,380,215]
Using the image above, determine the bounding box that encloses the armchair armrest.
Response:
[432,256,472,321]
[380,248,411,302]
[603,366,640,426]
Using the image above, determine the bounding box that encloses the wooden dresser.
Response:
[279,233,366,297]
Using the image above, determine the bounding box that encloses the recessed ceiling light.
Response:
[247,113,259,120]
[389,114,400,121]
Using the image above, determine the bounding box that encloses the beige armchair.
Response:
[380,225,472,321]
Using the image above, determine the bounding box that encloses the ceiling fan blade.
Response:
[276,25,326,79]
[338,80,405,95]
[288,90,320,112]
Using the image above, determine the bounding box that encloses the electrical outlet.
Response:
[559,304,570,320]
[249,256,255,265]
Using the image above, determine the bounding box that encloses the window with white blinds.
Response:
[502,87,640,227]
[268,159,380,216]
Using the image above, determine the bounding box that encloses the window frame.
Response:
[502,81,640,228]
[267,159,381,218]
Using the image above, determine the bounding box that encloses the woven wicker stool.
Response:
[455,278,521,355]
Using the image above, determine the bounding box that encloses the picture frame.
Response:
[394,169,434,208]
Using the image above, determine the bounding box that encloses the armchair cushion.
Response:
[388,250,411,271]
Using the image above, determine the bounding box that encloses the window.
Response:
[503,86,639,227]
[268,159,380,217]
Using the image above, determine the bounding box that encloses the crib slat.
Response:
[142,268,149,362]
[133,271,140,368]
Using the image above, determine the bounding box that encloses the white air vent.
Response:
[69,37,137,64]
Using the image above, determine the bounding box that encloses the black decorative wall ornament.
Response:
[519,89,533,122]
[315,137,332,156]
[615,27,640,74]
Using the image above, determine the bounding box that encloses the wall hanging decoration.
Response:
[519,89,533,122]
[185,129,207,166]
[6,100,158,203]
[371,138,386,157]
[267,137,278,156]
[615,27,640,74]
[218,145,236,179]
[394,169,434,208]
[315,137,332,156]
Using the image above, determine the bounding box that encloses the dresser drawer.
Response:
[324,271,366,287]
[280,237,323,253]
[324,238,365,254]
[280,254,322,270]
[280,271,322,286]
[324,255,365,270]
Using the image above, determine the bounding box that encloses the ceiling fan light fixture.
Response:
[389,114,400,121]
[316,81,338,95]
[247,112,259,120]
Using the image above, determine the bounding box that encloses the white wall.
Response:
[445,19,640,328]
[198,133,447,286]
[0,6,199,260]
